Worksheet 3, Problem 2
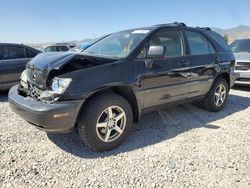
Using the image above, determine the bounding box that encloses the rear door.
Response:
[184,30,218,97]
[0,45,30,87]
[136,29,191,109]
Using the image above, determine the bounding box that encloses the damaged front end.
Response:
[19,69,72,103]
[17,52,116,103]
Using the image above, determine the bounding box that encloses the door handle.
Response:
[180,60,190,67]
[144,59,154,69]
[212,58,220,72]
[214,58,219,63]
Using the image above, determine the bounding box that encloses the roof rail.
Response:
[155,22,187,27]
[172,22,187,27]
[197,27,212,31]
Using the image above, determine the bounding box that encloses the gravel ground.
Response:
[0,86,250,188]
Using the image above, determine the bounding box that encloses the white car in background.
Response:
[42,43,76,52]
[230,39,250,85]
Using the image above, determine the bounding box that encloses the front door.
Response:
[137,29,191,109]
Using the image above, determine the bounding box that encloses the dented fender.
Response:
[60,59,136,100]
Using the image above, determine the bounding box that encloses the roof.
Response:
[0,43,40,52]
[154,22,187,27]
[120,22,212,33]
[44,43,76,47]
[154,22,212,31]
[0,43,25,46]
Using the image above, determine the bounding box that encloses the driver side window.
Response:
[137,30,184,59]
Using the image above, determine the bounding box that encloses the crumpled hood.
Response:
[234,52,250,61]
[27,52,77,70]
[25,51,117,90]
[25,52,78,90]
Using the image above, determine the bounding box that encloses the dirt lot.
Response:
[0,86,250,188]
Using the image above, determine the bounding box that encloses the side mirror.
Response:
[147,46,165,59]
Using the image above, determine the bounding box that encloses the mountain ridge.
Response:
[27,25,250,48]
[211,25,250,43]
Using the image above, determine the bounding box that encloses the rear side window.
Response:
[185,31,215,55]
[2,46,25,59]
[149,30,184,57]
[57,46,69,51]
[25,48,37,58]
[44,46,57,52]
[205,31,231,52]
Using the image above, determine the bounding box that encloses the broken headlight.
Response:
[20,70,28,89]
[51,77,72,94]
[38,77,72,102]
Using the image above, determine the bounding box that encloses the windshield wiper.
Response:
[82,51,95,54]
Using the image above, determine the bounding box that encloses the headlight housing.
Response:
[51,77,72,94]
[20,70,28,89]
[38,77,72,102]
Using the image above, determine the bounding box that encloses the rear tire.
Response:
[78,93,133,151]
[200,77,229,112]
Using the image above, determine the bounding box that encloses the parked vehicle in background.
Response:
[230,39,250,85]
[42,43,76,52]
[9,23,237,151]
[0,43,40,90]
[70,43,92,52]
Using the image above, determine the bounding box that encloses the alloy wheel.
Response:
[96,106,127,142]
[214,84,227,106]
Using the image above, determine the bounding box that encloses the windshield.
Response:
[230,39,250,53]
[83,29,151,58]
[70,35,109,52]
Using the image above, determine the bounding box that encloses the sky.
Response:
[1,0,250,43]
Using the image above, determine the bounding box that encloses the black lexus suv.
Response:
[9,23,237,151]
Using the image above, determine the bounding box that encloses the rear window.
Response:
[26,48,37,58]
[205,31,231,52]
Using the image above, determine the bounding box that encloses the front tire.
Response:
[78,93,133,151]
[200,77,229,112]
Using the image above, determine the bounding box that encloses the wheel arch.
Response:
[215,72,230,90]
[77,85,141,125]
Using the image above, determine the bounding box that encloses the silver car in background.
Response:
[230,39,250,85]
[42,43,76,52]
